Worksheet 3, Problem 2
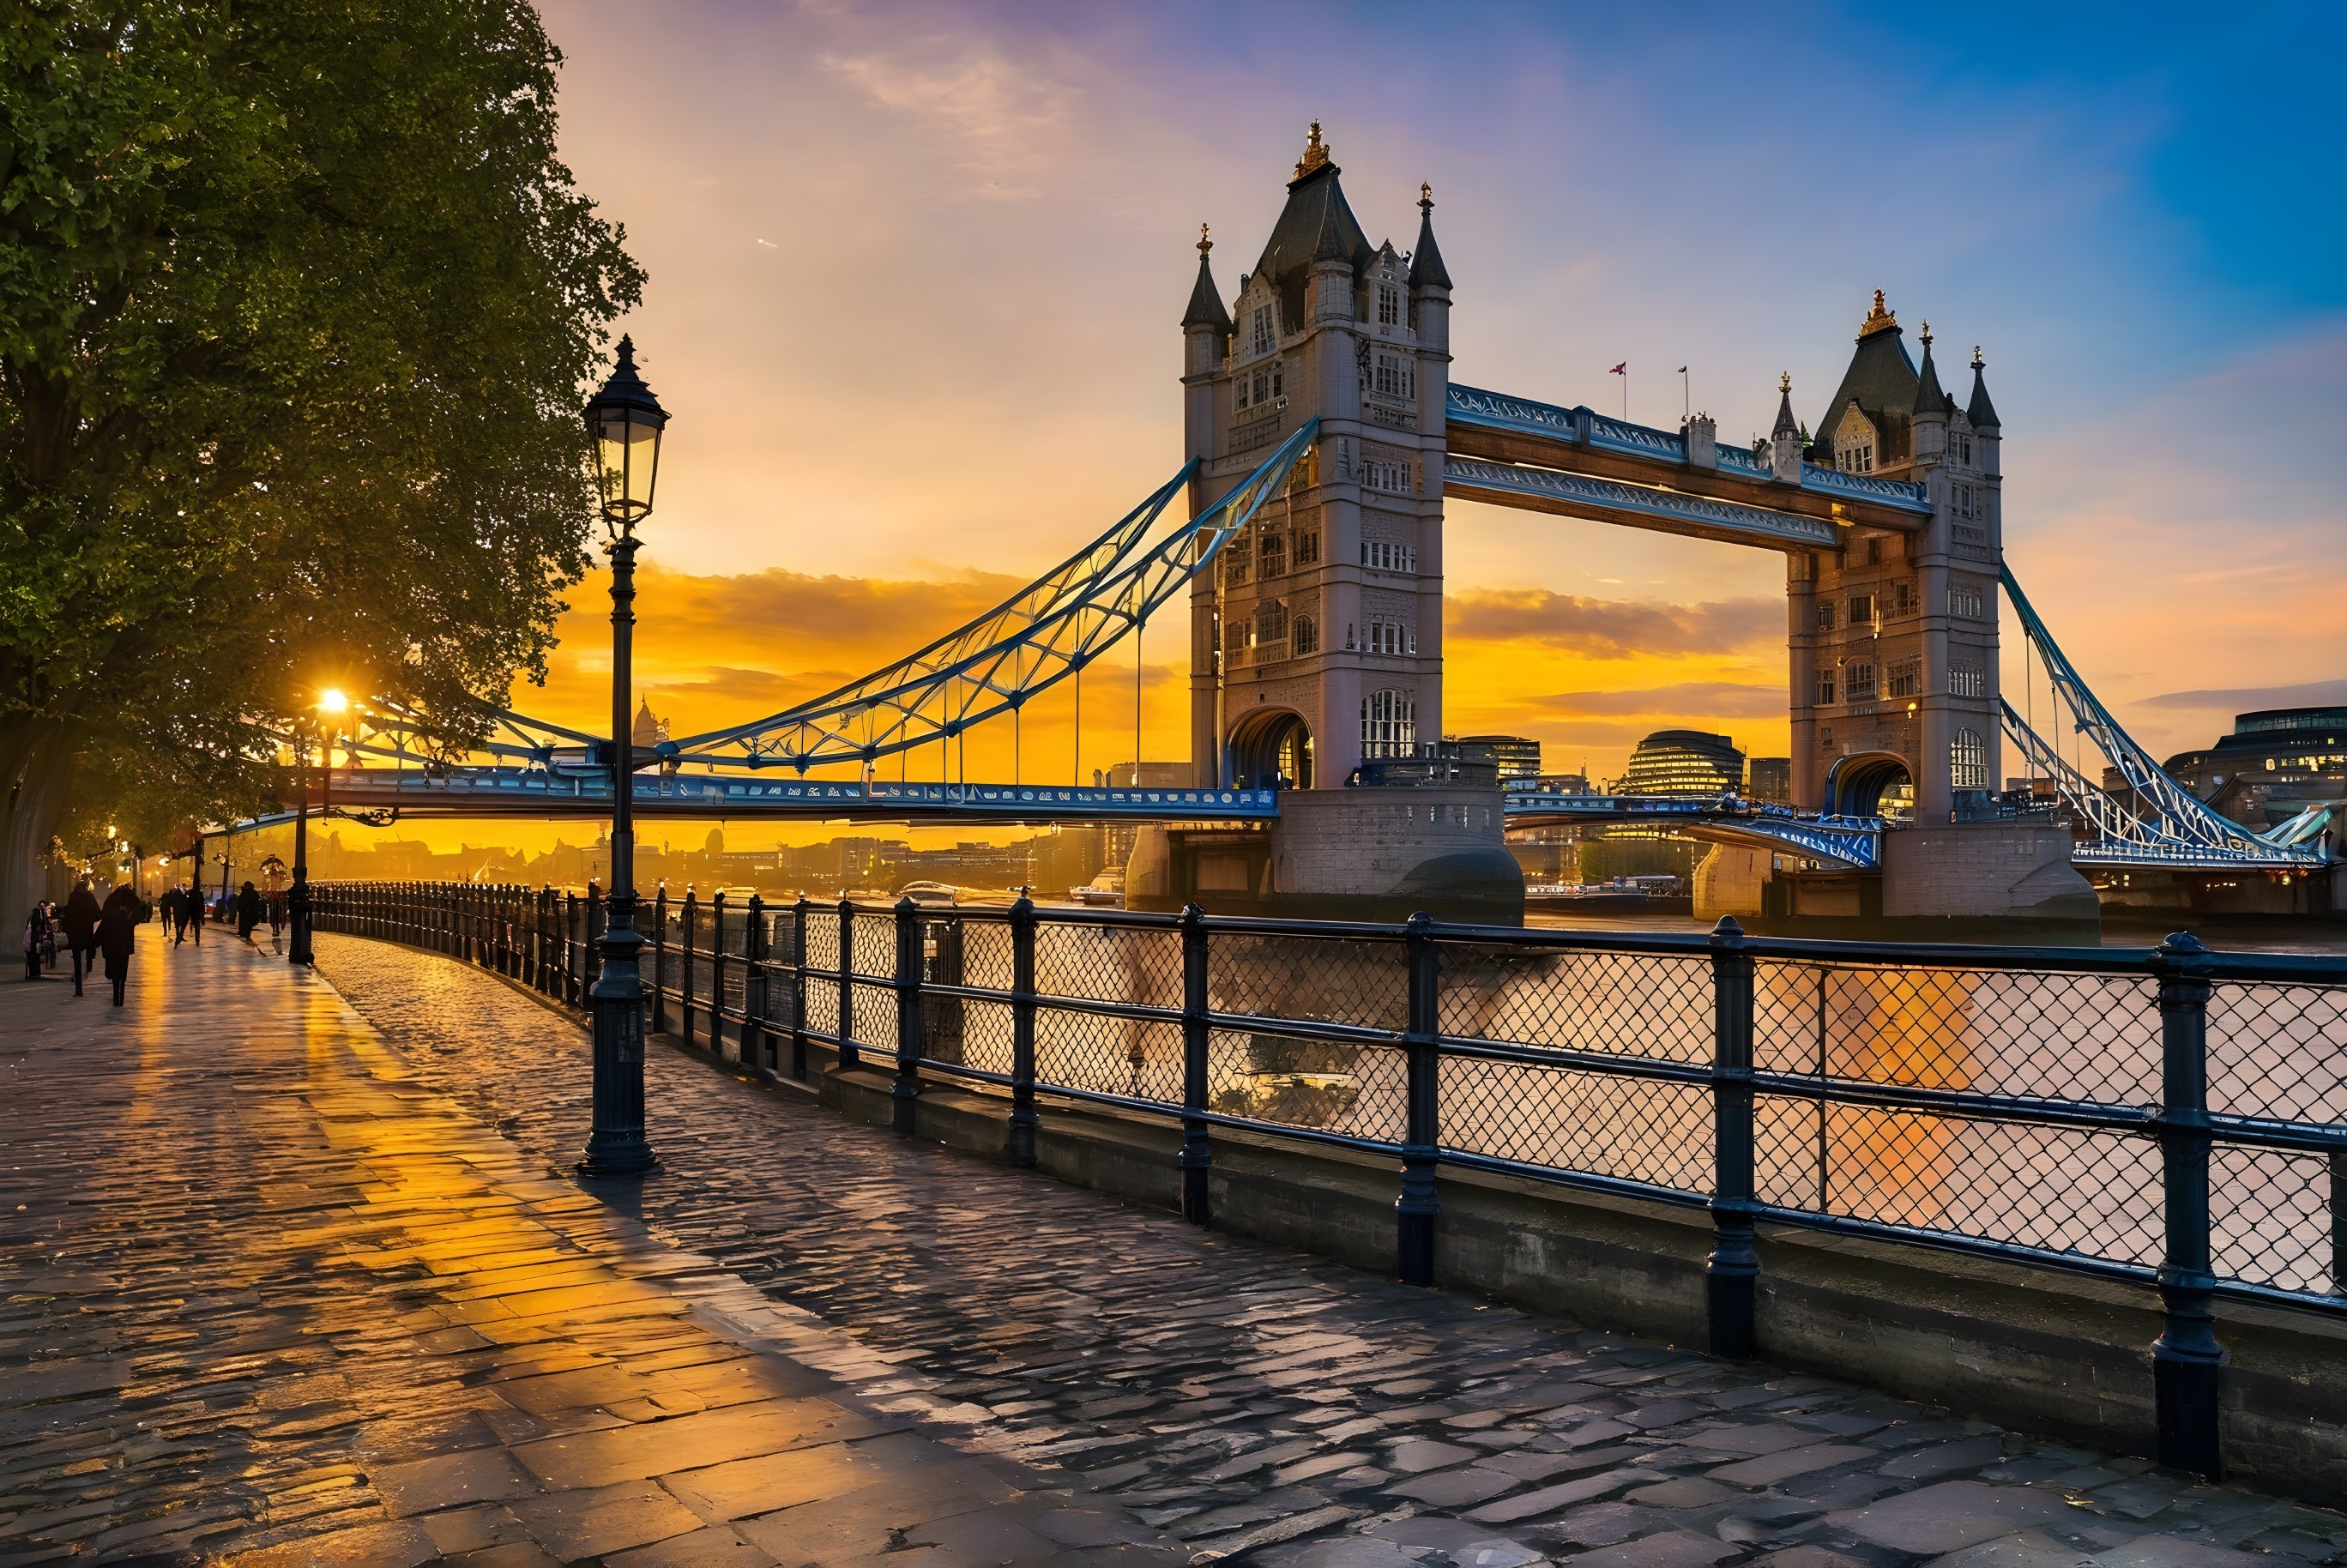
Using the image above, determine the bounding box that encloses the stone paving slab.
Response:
[0,933,1186,1565]
[294,935,2347,1568]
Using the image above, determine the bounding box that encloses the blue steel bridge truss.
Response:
[228,392,2329,875]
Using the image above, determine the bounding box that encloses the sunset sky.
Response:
[424,0,2344,852]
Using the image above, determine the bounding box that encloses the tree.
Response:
[0,0,644,911]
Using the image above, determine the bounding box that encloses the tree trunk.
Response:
[1,722,75,917]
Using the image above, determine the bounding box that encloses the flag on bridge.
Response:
[1608,362,1626,375]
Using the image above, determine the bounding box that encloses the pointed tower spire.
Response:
[1408,182,1451,292]
[1966,346,2000,430]
[1910,324,1948,415]
[1770,373,1802,481]
[1181,222,1234,335]
[1772,372,1800,438]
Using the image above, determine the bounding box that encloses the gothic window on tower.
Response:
[1235,360,1284,413]
[1362,689,1416,757]
[1222,536,1251,588]
[1366,620,1414,655]
[1249,304,1276,358]
[1361,540,1416,573]
[1362,459,1414,494]
[1817,669,1837,705]
[1845,662,1879,702]
[1256,598,1288,645]
[1952,727,1989,789]
[1949,581,1986,618]
[1849,593,1877,626]
[1887,660,1921,699]
[1892,580,1916,616]
[1817,600,1837,632]
[1951,665,1985,697]
[1377,283,1401,329]
[1372,352,1415,400]
[1294,529,1319,566]
[1292,615,1318,655]
[1258,529,1287,579]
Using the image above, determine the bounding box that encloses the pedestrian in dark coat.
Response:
[158,886,182,945]
[97,884,146,1007]
[173,883,192,942]
[235,881,266,939]
[21,905,51,982]
[62,880,100,996]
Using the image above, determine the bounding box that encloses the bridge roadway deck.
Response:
[8,935,2344,1565]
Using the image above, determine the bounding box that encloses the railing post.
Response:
[1006,898,1039,1167]
[791,896,811,1081]
[681,887,698,1049]
[892,896,923,1135]
[711,890,731,1060]
[2332,1149,2347,1300]
[649,886,668,1033]
[745,893,769,1073]
[1397,911,1442,1287]
[2151,931,2223,1479]
[1178,902,1211,1226]
[586,883,605,994]
[564,892,579,1004]
[836,898,860,1073]
[1706,914,1759,1360]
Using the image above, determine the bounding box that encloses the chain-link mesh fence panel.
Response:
[1210,933,1405,1032]
[850,979,897,1056]
[1032,1007,1182,1102]
[2208,981,2347,1124]
[802,972,841,1040]
[955,997,1016,1077]
[1439,1055,1710,1192]
[1204,1027,1406,1142]
[2211,1144,2340,1297]
[959,918,1016,993]
[1754,962,2161,1103]
[799,909,840,974]
[1439,948,1711,1063]
[1035,922,1183,1011]
[851,910,897,982]
[1754,1096,2163,1265]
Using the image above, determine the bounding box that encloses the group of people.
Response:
[19,876,278,1005]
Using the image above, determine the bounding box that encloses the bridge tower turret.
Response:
[1788,293,2004,823]
[1183,124,1451,790]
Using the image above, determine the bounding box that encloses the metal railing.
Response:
[310,882,2347,1479]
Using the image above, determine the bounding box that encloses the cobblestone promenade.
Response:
[4,932,2343,1568]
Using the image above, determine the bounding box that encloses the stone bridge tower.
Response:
[1786,293,2006,823]
[1180,125,1451,790]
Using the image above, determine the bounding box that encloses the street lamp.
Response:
[578,335,667,1176]
[288,686,351,966]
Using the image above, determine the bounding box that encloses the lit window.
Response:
[1362,689,1416,756]
[1952,728,1988,789]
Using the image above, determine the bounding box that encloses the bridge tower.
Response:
[1786,294,2005,823]
[1181,124,1451,790]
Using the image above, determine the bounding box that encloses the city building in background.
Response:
[1616,731,1747,796]
[1747,757,1792,803]
[2130,705,2347,833]
[1451,734,1542,781]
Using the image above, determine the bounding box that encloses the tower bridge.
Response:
[232,125,2325,917]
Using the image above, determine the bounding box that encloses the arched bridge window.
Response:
[1363,689,1415,758]
[1952,727,1988,790]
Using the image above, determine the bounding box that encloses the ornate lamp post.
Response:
[288,687,350,966]
[578,336,667,1176]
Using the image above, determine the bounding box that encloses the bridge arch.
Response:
[1228,706,1315,790]
[1827,751,1914,819]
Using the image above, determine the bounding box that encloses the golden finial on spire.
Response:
[1971,345,1984,370]
[1198,222,1212,256]
[1420,181,1433,210]
[1920,320,1932,344]
[1859,288,1898,337]
[1294,120,1330,178]
[1780,371,1792,394]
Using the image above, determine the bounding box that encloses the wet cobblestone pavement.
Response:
[5,936,2344,1566]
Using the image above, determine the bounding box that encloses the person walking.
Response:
[158,884,182,948]
[235,880,266,940]
[21,904,52,982]
[61,879,100,996]
[97,884,148,1007]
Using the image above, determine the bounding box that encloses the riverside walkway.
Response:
[2,934,2342,1567]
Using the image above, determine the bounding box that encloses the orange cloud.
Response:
[1447,588,1781,660]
